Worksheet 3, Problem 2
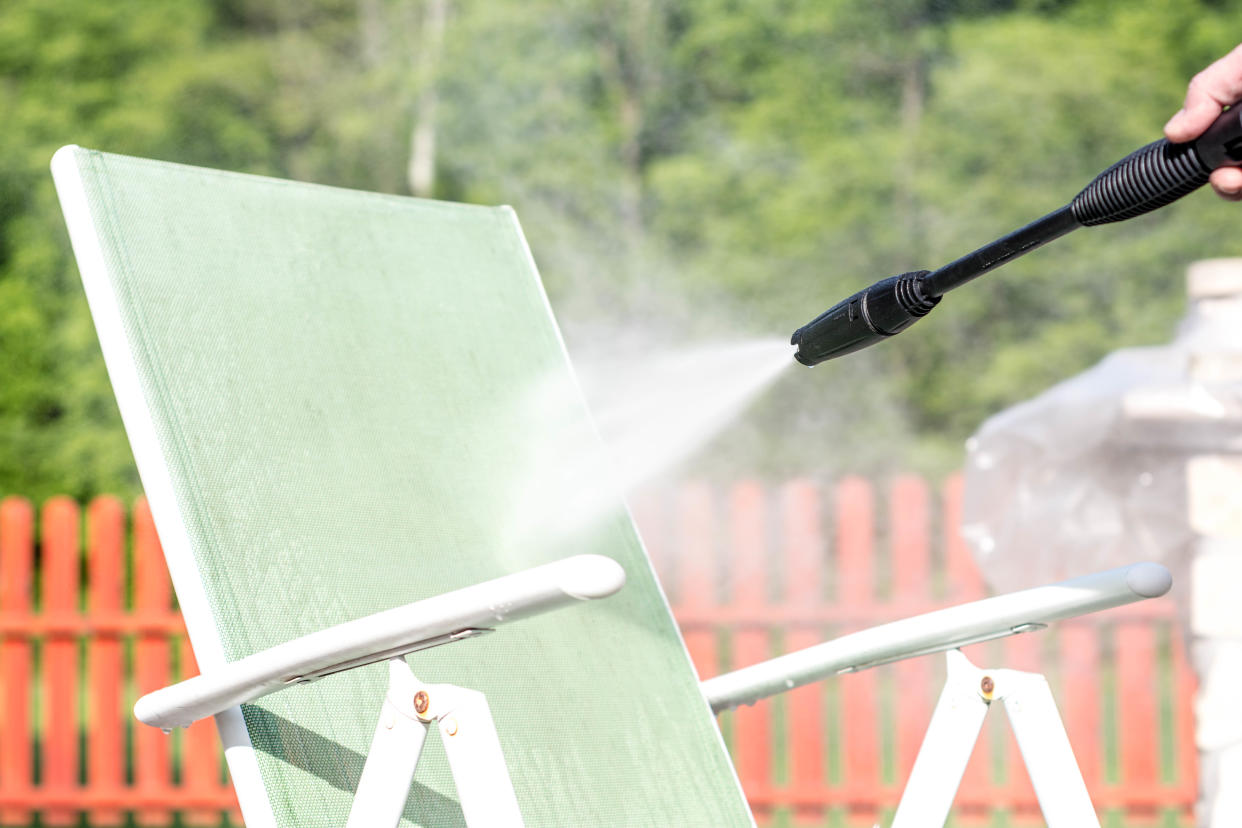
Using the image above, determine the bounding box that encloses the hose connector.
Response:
[791,271,938,366]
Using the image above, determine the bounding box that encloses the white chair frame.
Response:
[136,560,1171,828]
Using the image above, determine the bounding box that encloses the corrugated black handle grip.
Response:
[1070,139,1209,226]
[1071,107,1242,227]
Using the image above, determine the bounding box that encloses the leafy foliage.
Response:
[2,0,1240,497]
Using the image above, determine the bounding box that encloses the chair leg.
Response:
[892,649,1100,828]
[891,650,989,828]
[346,659,430,828]
[345,657,525,828]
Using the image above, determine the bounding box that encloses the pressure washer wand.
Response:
[791,106,1242,366]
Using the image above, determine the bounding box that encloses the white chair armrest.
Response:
[136,554,625,729]
[701,562,1170,713]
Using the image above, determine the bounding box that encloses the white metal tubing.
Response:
[135,554,626,729]
[1001,670,1100,826]
[890,651,990,828]
[434,687,524,827]
[892,650,1100,827]
[346,660,430,828]
[702,562,1170,712]
[345,659,525,828]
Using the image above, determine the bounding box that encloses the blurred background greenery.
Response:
[2,0,1240,502]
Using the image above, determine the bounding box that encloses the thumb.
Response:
[1164,91,1225,143]
[1165,44,1242,143]
[1163,107,1189,140]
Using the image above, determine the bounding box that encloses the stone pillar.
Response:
[1126,258,1242,825]
[1181,260,1242,827]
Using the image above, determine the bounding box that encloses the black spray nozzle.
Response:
[791,271,938,366]
[791,105,1242,368]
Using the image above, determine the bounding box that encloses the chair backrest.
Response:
[53,146,753,828]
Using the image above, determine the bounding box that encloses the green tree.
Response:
[5,0,1242,496]
[0,0,280,501]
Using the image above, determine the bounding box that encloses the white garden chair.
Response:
[53,145,1171,827]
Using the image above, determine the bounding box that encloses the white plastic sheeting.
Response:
[962,260,1242,596]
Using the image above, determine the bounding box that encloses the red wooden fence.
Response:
[0,477,1195,826]
[0,496,239,825]
[630,476,1197,827]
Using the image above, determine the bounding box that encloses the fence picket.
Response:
[1060,624,1101,795]
[678,483,717,680]
[134,498,173,826]
[835,477,882,804]
[88,496,126,826]
[781,479,825,820]
[942,477,991,808]
[1172,627,1197,803]
[942,474,984,602]
[891,476,933,788]
[0,497,34,825]
[730,482,771,803]
[1117,622,1160,796]
[42,497,80,826]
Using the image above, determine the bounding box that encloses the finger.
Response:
[1210,166,1242,200]
[1165,44,1242,143]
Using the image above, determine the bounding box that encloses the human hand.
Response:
[1165,44,1242,201]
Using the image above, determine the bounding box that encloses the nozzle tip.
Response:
[790,271,938,366]
[790,328,812,365]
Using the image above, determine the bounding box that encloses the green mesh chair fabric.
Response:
[53,147,752,828]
